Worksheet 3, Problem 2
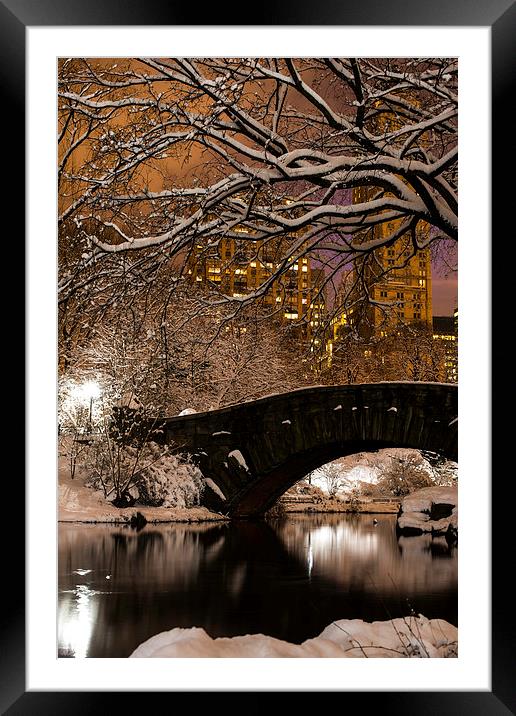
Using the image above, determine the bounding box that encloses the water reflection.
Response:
[58,584,99,658]
[277,514,457,594]
[58,515,457,658]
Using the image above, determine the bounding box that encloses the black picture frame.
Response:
[7,0,513,712]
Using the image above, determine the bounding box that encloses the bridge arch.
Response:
[154,383,457,518]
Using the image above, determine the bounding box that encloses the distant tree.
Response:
[378,323,449,382]
[323,332,375,384]
[315,461,347,498]
[322,321,449,385]
[60,289,310,421]
[347,483,362,512]
[377,453,434,497]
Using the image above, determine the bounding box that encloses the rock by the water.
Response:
[130,511,147,530]
[397,486,457,536]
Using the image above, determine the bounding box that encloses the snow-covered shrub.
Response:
[430,460,458,486]
[80,434,204,509]
[136,445,205,508]
[420,451,458,486]
[347,484,362,512]
[376,454,434,497]
[313,462,347,498]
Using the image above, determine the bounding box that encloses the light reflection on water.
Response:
[58,585,98,658]
[58,514,457,658]
[277,515,457,594]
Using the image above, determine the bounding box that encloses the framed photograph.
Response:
[11,0,511,711]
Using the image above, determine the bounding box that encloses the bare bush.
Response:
[377,454,434,497]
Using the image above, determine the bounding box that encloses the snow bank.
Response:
[130,615,457,658]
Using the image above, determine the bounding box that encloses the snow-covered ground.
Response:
[130,614,457,658]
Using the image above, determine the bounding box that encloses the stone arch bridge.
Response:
[135,383,458,518]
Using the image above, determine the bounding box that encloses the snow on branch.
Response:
[58,57,457,320]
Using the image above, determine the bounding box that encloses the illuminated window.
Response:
[196,276,203,282]
[275,296,281,302]
[302,298,307,304]
[284,312,299,320]
[302,265,308,272]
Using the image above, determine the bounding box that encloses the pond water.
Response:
[58,514,457,658]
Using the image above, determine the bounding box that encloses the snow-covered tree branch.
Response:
[58,57,457,325]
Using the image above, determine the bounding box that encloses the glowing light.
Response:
[60,379,103,431]
[58,584,98,658]
[72,380,101,402]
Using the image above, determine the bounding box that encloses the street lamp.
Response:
[70,380,101,433]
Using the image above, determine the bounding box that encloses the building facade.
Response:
[186,233,327,345]
[351,186,433,338]
[433,314,458,383]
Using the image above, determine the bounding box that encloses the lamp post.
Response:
[89,395,94,431]
[80,380,101,434]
